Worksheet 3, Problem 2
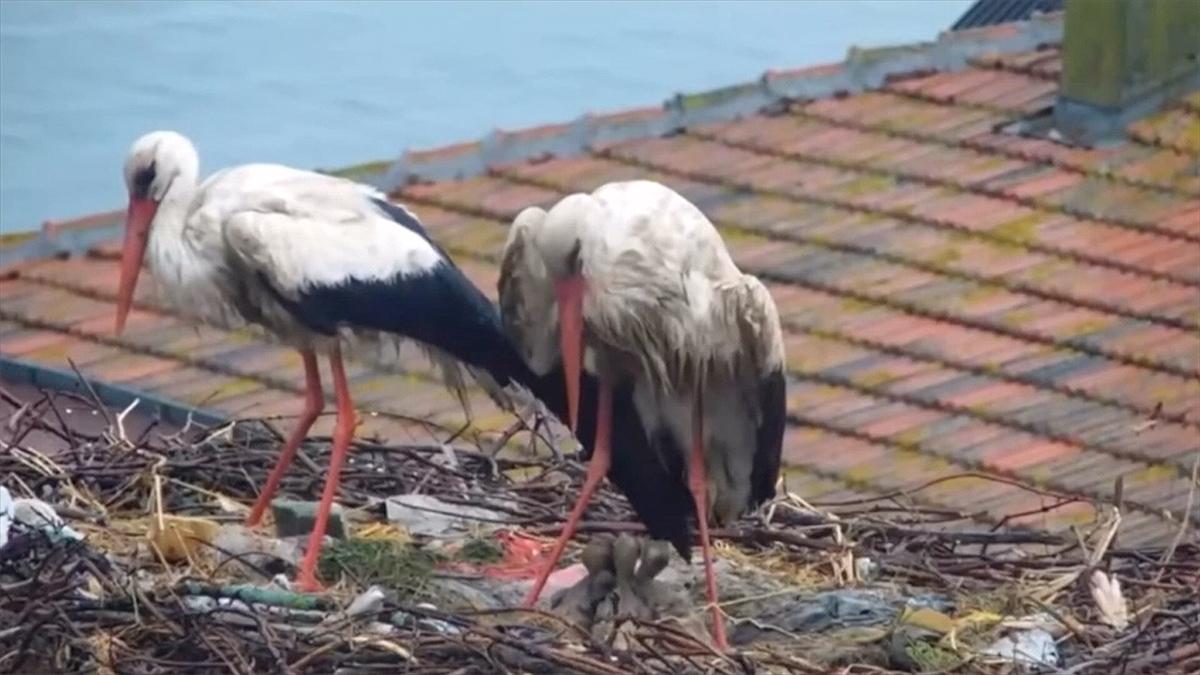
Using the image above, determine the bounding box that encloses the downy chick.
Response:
[549,535,616,630]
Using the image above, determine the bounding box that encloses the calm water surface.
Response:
[0,0,969,232]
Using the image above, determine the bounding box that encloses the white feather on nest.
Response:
[1089,570,1130,631]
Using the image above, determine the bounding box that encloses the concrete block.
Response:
[271,500,347,540]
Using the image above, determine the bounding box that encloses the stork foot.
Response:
[294,571,325,593]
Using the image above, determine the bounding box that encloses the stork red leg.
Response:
[687,387,729,652]
[522,381,613,607]
[246,349,324,527]
[295,346,357,592]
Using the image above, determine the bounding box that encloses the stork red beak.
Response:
[115,197,157,335]
[554,275,585,433]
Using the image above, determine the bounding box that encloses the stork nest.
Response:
[1,383,1197,674]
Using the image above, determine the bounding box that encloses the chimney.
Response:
[1054,0,1200,145]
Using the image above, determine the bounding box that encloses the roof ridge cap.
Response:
[380,13,1063,191]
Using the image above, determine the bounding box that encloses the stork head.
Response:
[532,193,601,434]
[506,207,561,376]
[116,131,198,335]
[535,194,597,281]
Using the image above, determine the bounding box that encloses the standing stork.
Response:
[499,180,787,650]
[115,130,540,591]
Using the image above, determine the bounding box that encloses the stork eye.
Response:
[132,161,157,199]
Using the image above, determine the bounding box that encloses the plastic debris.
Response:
[2,493,83,544]
[147,515,219,563]
[899,606,956,636]
[779,590,901,632]
[854,556,878,582]
[982,628,1060,668]
[211,524,304,571]
[390,605,462,635]
[0,486,12,549]
[1000,612,1068,637]
[318,585,388,628]
[343,585,388,619]
[179,580,329,611]
[384,494,508,537]
[904,593,956,614]
[421,567,551,608]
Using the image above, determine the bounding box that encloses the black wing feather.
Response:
[750,368,786,508]
[278,260,531,387]
[370,198,435,243]
[267,200,532,388]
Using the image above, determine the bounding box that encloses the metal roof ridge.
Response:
[378,12,1064,191]
[0,209,126,271]
[0,354,228,429]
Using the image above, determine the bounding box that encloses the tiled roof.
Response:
[3,30,1199,549]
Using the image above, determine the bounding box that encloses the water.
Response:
[0,0,969,233]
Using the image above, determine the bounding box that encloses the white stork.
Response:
[499,180,787,650]
[115,130,551,591]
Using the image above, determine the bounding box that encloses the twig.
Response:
[1154,453,1199,584]
[114,397,141,447]
[66,357,115,430]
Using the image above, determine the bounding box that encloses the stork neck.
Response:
[146,173,199,283]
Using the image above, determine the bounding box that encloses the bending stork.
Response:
[499,180,787,650]
[117,131,535,590]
